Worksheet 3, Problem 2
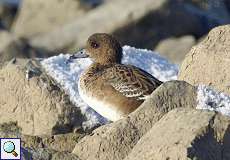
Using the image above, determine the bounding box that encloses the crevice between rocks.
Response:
[187,114,230,160]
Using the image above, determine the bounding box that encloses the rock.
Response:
[125,108,230,160]
[154,35,196,65]
[179,25,230,95]
[21,133,84,153]
[72,81,197,160]
[0,122,85,159]
[12,0,86,38]
[29,0,167,52]
[113,2,204,50]
[225,0,230,12]
[79,0,103,9]
[0,122,21,138]
[21,134,44,149]
[113,0,230,50]
[0,58,85,135]
[0,31,47,67]
[22,148,80,160]
[30,0,228,52]
[0,2,17,30]
[42,133,84,152]
[51,151,81,160]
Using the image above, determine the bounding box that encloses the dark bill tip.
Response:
[66,49,89,64]
[70,49,89,59]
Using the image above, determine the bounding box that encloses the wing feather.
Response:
[103,64,162,100]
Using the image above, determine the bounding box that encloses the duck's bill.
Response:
[70,49,89,59]
[66,49,89,63]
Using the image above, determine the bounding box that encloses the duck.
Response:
[69,33,162,121]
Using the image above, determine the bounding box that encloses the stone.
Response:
[179,25,230,95]
[22,148,80,160]
[72,81,197,160]
[0,58,85,135]
[155,35,196,65]
[114,0,230,50]
[0,31,47,67]
[0,2,17,30]
[0,122,21,138]
[29,0,167,52]
[21,132,85,152]
[125,108,230,160]
[12,0,85,38]
[0,122,85,159]
[42,133,84,152]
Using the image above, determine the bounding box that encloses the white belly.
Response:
[78,82,124,121]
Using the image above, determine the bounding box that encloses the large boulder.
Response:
[155,35,196,65]
[0,58,85,135]
[125,108,230,160]
[0,1,18,30]
[29,0,229,53]
[72,81,197,160]
[179,25,230,95]
[12,0,85,38]
[29,0,167,52]
[0,31,47,67]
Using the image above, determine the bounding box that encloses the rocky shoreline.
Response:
[1,0,230,159]
[0,25,230,160]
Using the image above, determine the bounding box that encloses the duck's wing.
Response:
[103,64,162,100]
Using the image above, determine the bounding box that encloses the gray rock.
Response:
[29,0,167,52]
[12,0,86,38]
[179,25,230,95]
[0,58,85,136]
[41,133,84,152]
[113,0,230,50]
[0,122,85,159]
[0,31,47,67]
[21,147,81,160]
[0,2,17,30]
[0,122,21,138]
[72,81,197,160]
[125,108,230,160]
[155,35,196,65]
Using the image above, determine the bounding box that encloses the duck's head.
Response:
[69,33,123,65]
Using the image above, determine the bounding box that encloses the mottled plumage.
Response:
[103,64,162,100]
[72,33,162,121]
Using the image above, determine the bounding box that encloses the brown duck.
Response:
[69,33,162,121]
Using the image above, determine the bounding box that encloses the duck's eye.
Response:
[91,42,99,49]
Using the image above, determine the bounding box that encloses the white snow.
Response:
[41,45,178,129]
[197,85,230,116]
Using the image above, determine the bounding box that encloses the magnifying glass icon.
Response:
[3,141,18,157]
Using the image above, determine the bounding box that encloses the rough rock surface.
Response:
[125,108,230,160]
[0,58,85,135]
[29,0,167,52]
[41,133,84,152]
[155,35,196,65]
[179,25,230,95]
[22,148,81,160]
[0,122,84,160]
[0,2,17,30]
[20,132,83,153]
[12,0,85,38]
[0,122,21,138]
[72,81,197,160]
[0,31,47,67]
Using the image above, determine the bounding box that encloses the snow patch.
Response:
[197,85,230,116]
